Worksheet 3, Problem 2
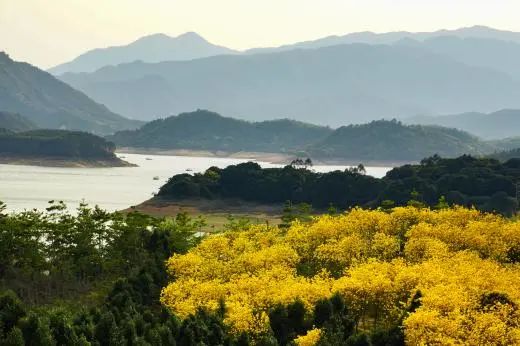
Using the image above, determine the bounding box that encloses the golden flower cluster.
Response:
[161,206,520,344]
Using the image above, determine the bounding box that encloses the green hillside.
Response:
[0,129,129,166]
[0,111,36,132]
[0,52,140,135]
[309,120,493,161]
[108,109,332,153]
[111,112,501,162]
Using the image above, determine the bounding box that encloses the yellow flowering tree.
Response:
[161,206,520,344]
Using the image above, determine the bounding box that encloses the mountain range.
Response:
[5,25,520,136]
[245,25,520,54]
[394,36,520,80]
[0,52,140,134]
[59,42,520,124]
[50,25,520,75]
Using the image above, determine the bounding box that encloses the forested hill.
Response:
[108,109,333,153]
[0,129,130,166]
[407,109,520,140]
[157,155,520,216]
[0,52,140,135]
[110,112,495,162]
[309,120,492,161]
[0,111,36,132]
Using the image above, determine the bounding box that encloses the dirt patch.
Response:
[125,197,283,232]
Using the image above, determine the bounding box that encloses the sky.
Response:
[1,0,520,69]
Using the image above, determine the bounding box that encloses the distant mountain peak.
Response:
[177,31,205,39]
[133,32,206,43]
[465,24,496,31]
[49,31,236,74]
[135,32,171,41]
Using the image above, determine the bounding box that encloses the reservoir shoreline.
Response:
[117,147,411,167]
[0,156,134,168]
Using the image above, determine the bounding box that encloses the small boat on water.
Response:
[186,168,193,172]
[153,176,159,180]
[145,158,152,161]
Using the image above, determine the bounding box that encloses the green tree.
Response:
[435,196,449,210]
[280,201,295,229]
[3,327,24,346]
[20,313,54,346]
[0,291,26,336]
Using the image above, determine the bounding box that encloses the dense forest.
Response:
[309,120,491,161]
[0,129,125,163]
[109,110,504,162]
[158,155,520,216]
[0,201,223,345]
[108,110,332,154]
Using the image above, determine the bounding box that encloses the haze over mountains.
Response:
[56,25,520,127]
[59,43,520,125]
[245,25,520,54]
[50,25,520,75]
[2,25,519,147]
[407,109,520,139]
[0,52,140,134]
[48,32,237,75]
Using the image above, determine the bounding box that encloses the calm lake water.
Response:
[0,153,392,212]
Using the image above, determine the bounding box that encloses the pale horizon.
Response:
[2,0,520,69]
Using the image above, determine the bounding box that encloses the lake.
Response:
[0,153,392,212]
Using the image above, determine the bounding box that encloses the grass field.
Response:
[126,197,283,232]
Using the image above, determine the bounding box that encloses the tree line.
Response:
[0,129,118,159]
[158,155,520,216]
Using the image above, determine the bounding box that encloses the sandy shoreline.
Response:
[117,147,292,164]
[116,147,409,167]
[0,156,135,168]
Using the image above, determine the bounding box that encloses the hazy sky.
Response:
[1,0,520,69]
